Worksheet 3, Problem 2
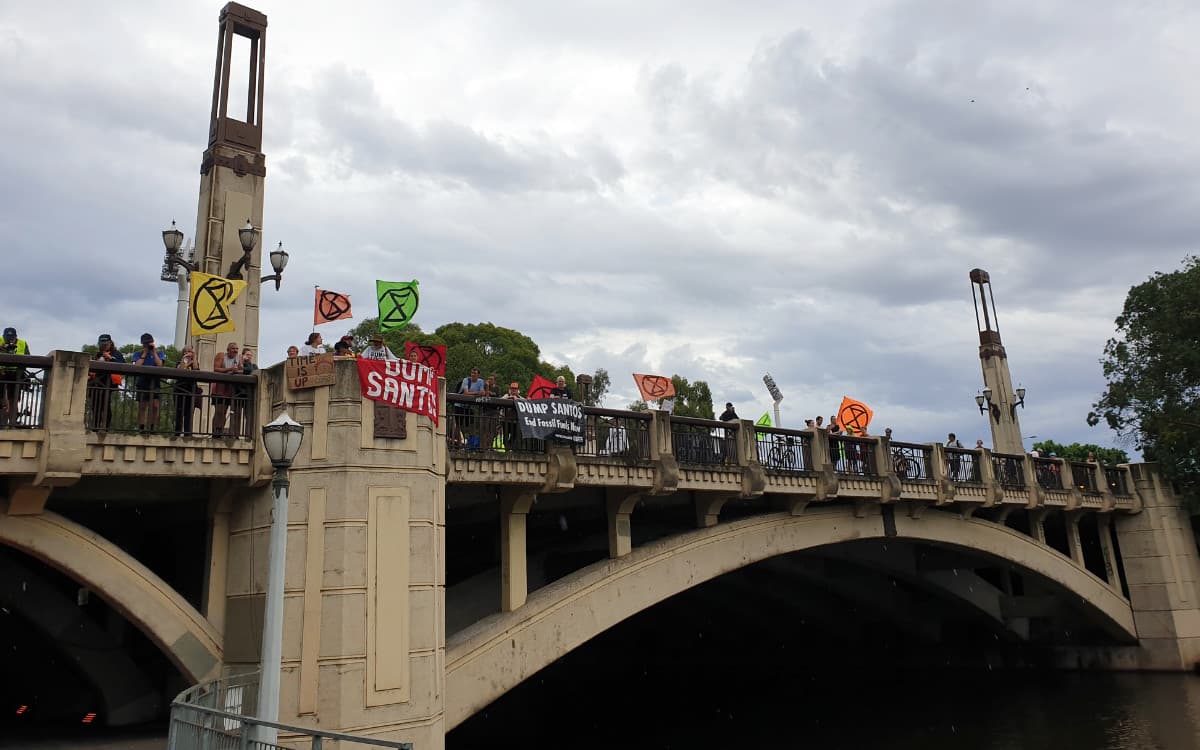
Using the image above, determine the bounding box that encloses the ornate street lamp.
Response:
[161,220,199,276]
[261,242,289,291]
[226,219,260,280]
[256,413,304,746]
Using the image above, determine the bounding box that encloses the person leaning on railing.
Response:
[171,346,203,437]
[87,333,125,432]
[0,327,30,428]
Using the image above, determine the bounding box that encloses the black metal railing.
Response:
[1104,466,1131,496]
[671,416,737,466]
[945,447,982,483]
[169,671,412,750]
[446,394,545,454]
[577,408,652,461]
[890,441,933,480]
[754,426,813,473]
[992,453,1025,488]
[85,361,257,438]
[0,354,51,429]
[1072,462,1099,493]
[830,435,876,476]
[1034,457,1063,490]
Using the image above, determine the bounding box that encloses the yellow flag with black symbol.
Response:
[189,272,247,336]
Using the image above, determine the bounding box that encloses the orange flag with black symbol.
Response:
[837,396,874,436]
[633,373,676,402]
[314,288,353,326]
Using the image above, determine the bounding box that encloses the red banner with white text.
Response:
[356,358,439,426]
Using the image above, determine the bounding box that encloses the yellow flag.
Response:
[189,272,247,336]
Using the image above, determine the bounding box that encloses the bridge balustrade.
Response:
[447,393,545,454]
[829,434,876,476]
[85,361,257,438]
[1034,457,1063,490]
[944,447,982,483]
[0,354,50,429]
[577,408,651,461]
[992,452,1026,488]
[671,416,736,466]
[754,426,813,473]
[1104,466,1131,496]
[890,441,934,480]
[1071,461,1099,494]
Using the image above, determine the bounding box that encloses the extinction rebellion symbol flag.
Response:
[513,399,584,443]
[314,288,353,326]
[377,279,419,332]
[189,272,247,336]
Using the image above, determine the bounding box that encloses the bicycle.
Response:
[767,435,800,471]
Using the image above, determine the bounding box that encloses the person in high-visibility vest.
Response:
[1,327,31,428]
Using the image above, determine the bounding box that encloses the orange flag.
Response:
[314,288,353,326]
[837,396,874,436]
[633,373,676,402]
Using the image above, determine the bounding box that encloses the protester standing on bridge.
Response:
[211,341,240,437]
[550,376,572,399]
[171,346,203,437]
[362,334,396,361]
[88,334,125,432]
[946,433,964,480]
[286,345,299,359]
[0,327,30,428]
[233,349,258,438]
[719,402,738,421]
[131,333,165,433]
[300,332,325,355]
[454,367,487,449]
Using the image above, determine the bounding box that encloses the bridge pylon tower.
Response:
[969,269,1026,454]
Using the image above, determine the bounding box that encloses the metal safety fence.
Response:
[754,426,813,473]
[0,354,50,429]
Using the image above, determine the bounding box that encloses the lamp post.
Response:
[257,413,304,745]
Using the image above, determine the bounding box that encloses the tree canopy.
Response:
[1089,256,1200,505]
[1030,440,1129,466]
[344,319,607,404]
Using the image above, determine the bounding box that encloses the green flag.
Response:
[756,412,772,427]
[376,280,419,332]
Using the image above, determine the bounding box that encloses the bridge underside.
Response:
[444,501,1135,729]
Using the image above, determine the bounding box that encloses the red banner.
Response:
[527,374,557,399]
[356,358,439,426]
[403,341,447,376]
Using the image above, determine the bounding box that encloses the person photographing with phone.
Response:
[171,345,203,437]
[131,333,165,433]
[0,327,30,428]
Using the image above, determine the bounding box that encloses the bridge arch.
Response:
[446,506,1135,729]
[0,511,222,683]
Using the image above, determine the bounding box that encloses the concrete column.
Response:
[1113,465,1200,670]
[1096,514,1123,591]
[1028,508,1048,545]
[500,488,537,611]
[1064,511,1085,566]
[202,492,232,635]
[606,490,641,558]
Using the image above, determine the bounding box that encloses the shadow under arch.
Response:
[0,510,222,683]
[445,506,1135,730]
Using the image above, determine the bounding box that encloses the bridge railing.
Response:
[671,416,736,466]
[168,671,413,750]
[992,452,1026,488]
[945,447,982,483]
[1071,461,1099,494]
[578,407,652,461]
[830,434,876,476]
[1104,465,1131,496]
[0,354,51,429]
[890,441,934,480]
[1034,457,1063,490]
[85,361,257,438]
[754,425,814,473]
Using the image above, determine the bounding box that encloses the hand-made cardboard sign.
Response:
[286,354,337,390]
[513,398,584,443]
[356,358,439,426]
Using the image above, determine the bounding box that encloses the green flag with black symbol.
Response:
[376,280,420,332]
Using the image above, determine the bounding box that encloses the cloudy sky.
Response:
[2,0,1197,450]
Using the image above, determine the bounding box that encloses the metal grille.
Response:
[1072,462,1099,493]
[446,395,545,454]
[829,435,876,476]
[945,448,982,483]
[992,453,1025,488]
[1104,466,1131,496]
[85,363,256,438]
[577,409,651,461]
[890,442,933,480]
[671,417,736,466]
[0,354,49,429]
[1034,458,1063,490]
[754,427,813,473]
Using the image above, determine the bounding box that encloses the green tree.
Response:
[1089,256,1200,506]
[581,368,610,407]
[1031,440,1129,466]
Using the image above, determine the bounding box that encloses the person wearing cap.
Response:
[299,332,325,356]
[88,333,126,431]
[719,402,738,422]
[362,334,397,361]
[0,327,30,428]
[131,333,165,433]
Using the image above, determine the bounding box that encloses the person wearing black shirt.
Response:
[550,375,572,399]
[719,402,738,421]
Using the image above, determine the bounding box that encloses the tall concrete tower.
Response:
[191,2,268,368]
[969,269,1026,454]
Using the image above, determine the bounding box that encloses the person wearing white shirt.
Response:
[362,334,397,361]
[299,331,326,356]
